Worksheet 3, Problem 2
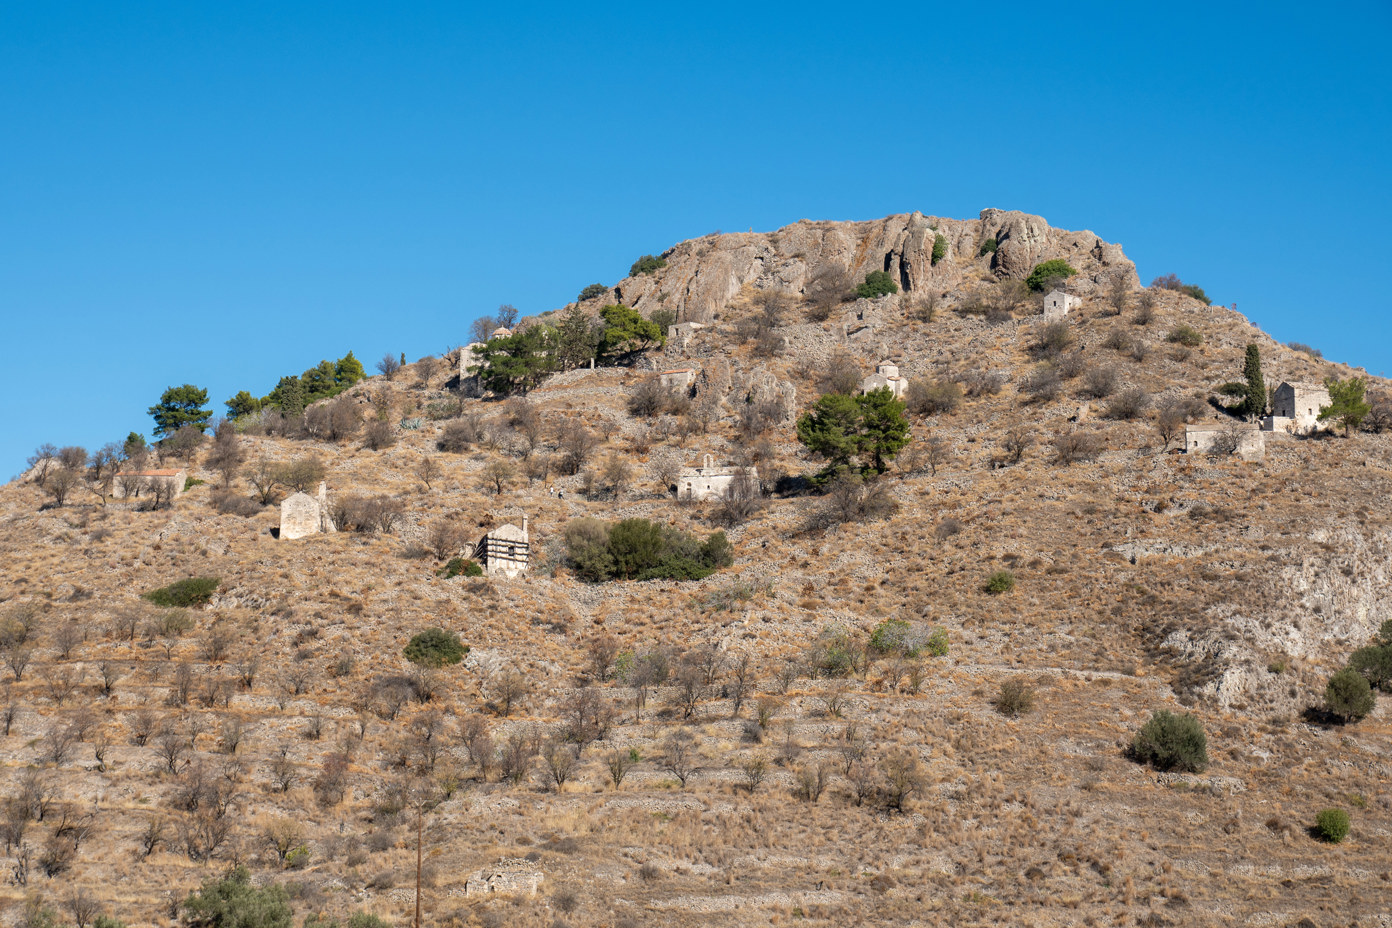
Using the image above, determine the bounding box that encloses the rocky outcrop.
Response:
[571,209,1138,325]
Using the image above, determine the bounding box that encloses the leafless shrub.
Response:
[793,762,830,802]
[1106,386,1151,420]
[438,414,485,452]
[811,472,899,528]
[1033,321,1074,358]
[660,729,699,787]
[956,369,1005,397]
[1081,364,1120,399]
[998,425,1035,466]
[906,380,963,416]
[1053,430,1105,465]
[1021,365,1062,402]
[1134,290,1157,326]
[818,351,863,395]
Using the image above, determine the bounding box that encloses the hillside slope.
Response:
[2,211,1390,928]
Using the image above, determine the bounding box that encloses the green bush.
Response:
[629,254,667,276]
[184,476,205,490]
[182,866,292,928]
[931,234,948,265]
[564,517,732,583]
[438,557,483,579]
[1131,709,1208,772]
[978,237,998,256]
[1167,324,1204,347]
[984,570,1015,594]
[1315,808,1350,843]
[143,577,220,608]
[856,270,899,300]
[1181,283,1211,304]
[925,627,949,657]
[403,628,468,668]
[1325,667,1375,722]
[1348,644,1392,690]
[577,282,608,301]
[1025,259,1078,292]
[869,618,920,657]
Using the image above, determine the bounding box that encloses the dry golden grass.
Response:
[0,284,1388,927]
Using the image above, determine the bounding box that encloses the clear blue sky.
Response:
[3,2,1389,476]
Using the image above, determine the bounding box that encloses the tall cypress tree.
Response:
[1242,344,1266,418]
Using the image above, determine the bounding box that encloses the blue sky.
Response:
[2,2,1389,475]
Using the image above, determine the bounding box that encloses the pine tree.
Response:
[1241,344,1266,418]
[556,305,599,370]
[147,384,212,436]
[335,351,366,385]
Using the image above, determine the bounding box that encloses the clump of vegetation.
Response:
[403,628,468,668]
[1325,667,1375,722]
[563,517,733,582]
[994,678,1035,717]
[1025,259,1077,292]
[1318,376,1371,436]
[438,557,483,579]
[796,388,911,481]
[1167,324,1204,347]
[1314,808,1350,843]
[577,282,608,301]
[869,618,923,657]
[978,237,997,256]
[630,254,668,276]
[931,233,948,265]
[984,570,1015,594]
[856,270,899,300]
[143,577,220,608]
[1151,273,1211,304]
[1131,709,1208,772]
[182,866,292,928]
[1286,340,1323,359]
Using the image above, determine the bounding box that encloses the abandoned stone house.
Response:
[459,343,484,378]
[279,482,336,540]
[475,517,529,578]
[666,322,705,349]
[1043,289,1081,319]
[658,368,697,392]
[677,454,758,502]
[859,361,908,399]
[1183,423,1266,461]
[464,859,542,897]
[1262,381,1330,434]
[113,468,186,500]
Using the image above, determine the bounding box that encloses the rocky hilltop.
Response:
[581,209,1138,324]
[1,211,1390,927]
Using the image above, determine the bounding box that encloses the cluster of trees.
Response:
[796,387,911,482]
[228,352,368,421]
[1326,620,1392,723]
[563,517,732,582]
[467,304,665,396]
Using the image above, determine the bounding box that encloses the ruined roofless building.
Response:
[113,468,186,499]
[476,517,529,578]
[280,482,336,540]
[677,454,758,502]
[1183,423,1265,461]
[658,368,697,392]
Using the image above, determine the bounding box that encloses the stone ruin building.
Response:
[677,454,758,502]
[113,468,186,500]
[1263,381,1331,435]
[464,858,543,897]
[658,367,697,392]
[280,482,336,540]
[859,361,909,399]
[1043,288,1081,320]
[666,322,705,350]
[1183,423,1266,462]
[475,517,529,578]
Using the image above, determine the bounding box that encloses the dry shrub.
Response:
[210,491,262,518]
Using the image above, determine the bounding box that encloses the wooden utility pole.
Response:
[414,806,423,928]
